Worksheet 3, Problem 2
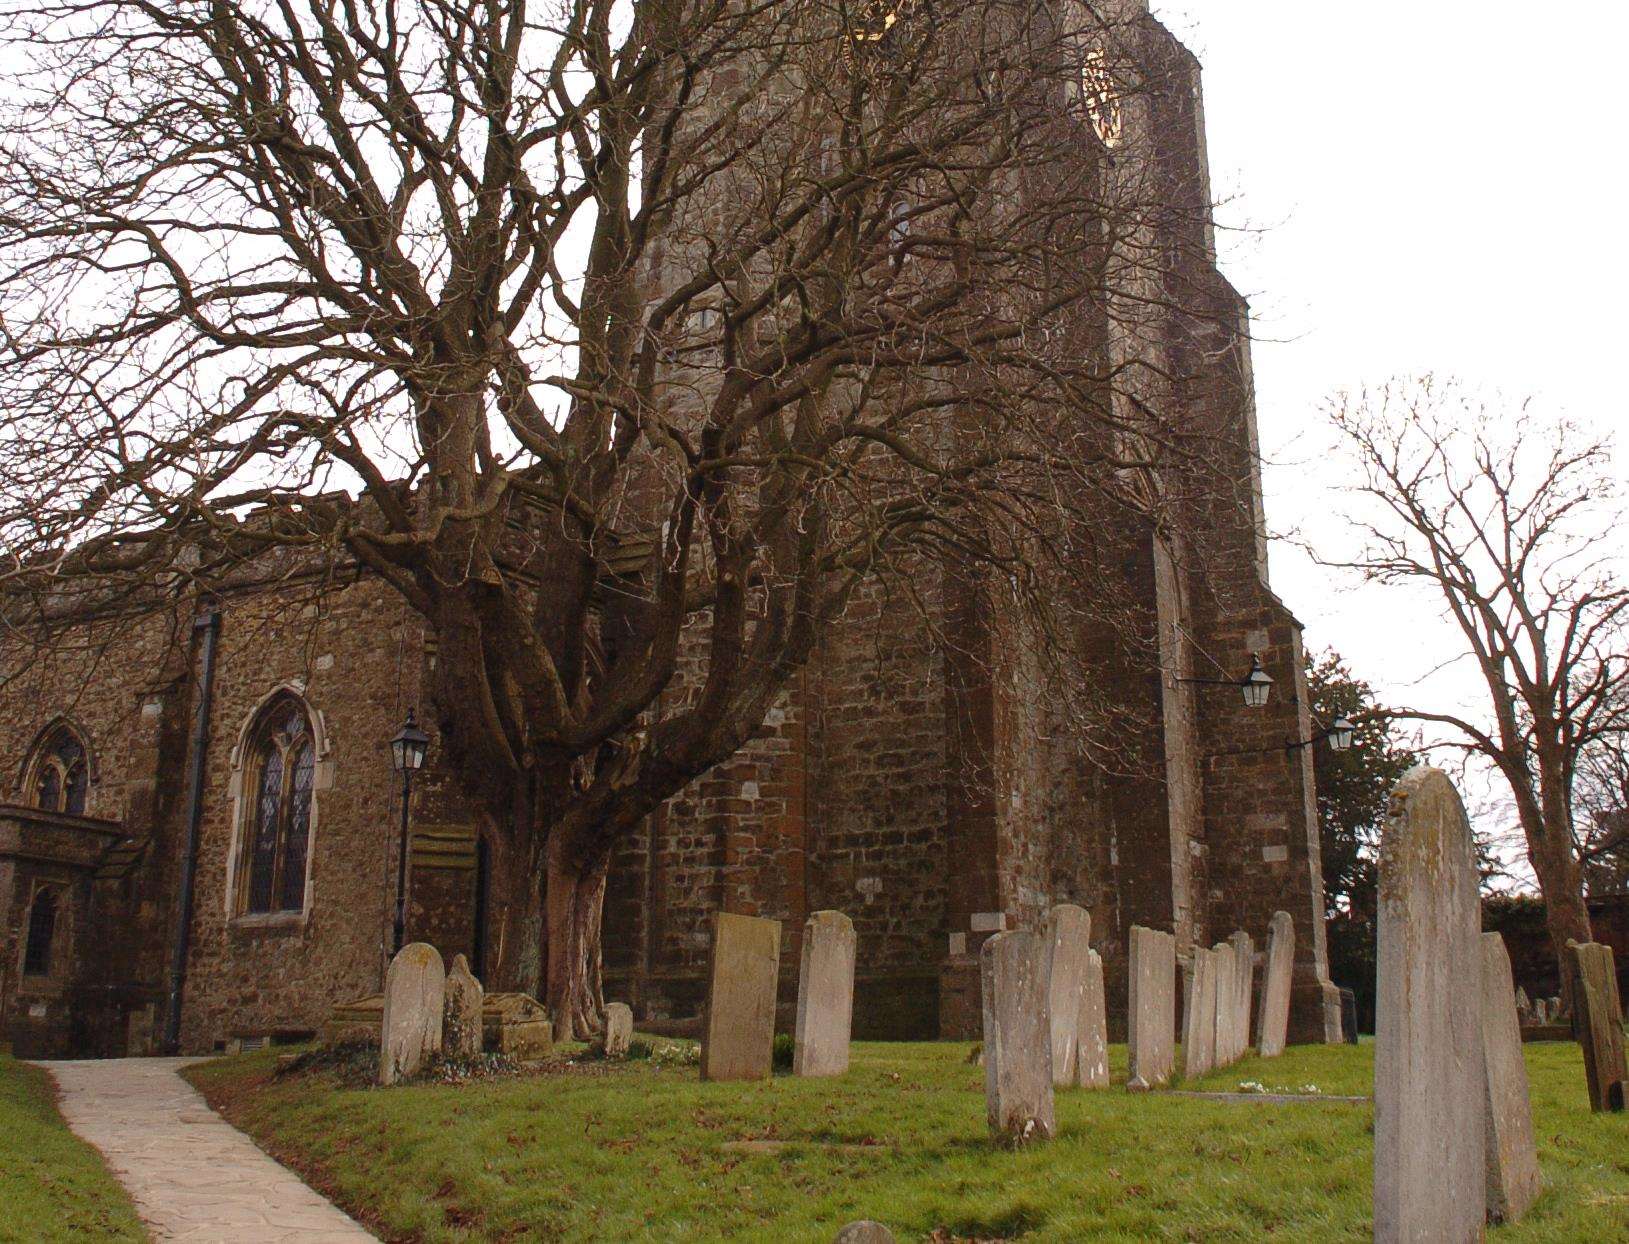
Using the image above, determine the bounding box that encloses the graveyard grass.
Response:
[184,1040,1629,1243]
[0,1051,146,1242]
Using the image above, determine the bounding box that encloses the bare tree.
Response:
[1326,377,1629,1010]
[0,0,1224,1034]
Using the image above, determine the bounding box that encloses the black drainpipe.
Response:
[162,606,221,1054]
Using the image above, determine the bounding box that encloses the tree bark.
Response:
[544,834,610,1041]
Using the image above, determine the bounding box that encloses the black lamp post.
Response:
[389,708,431,955]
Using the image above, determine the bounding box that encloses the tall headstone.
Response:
[1181,946,1218,1080]
[1229,931,1255,1058]
[1568,939,1626,1113]
[380,942,445,1086]
[1513,986,1531,1027]
[1211,942,1237,1068]
[1256,912,1295,1058]
[1077,949,1110,1089]
[793,910,857,1077]
[442,953,483,1059]
[980,930,1055,1144]
[1126,926,1176,1091]
[1374,767,1485,1244]
[1043,904,1092,1086]
[701,912,782,1082]
[1479,933,1541,1223]
[604,1002,634,1059]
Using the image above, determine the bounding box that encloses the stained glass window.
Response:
[23,888,57,976]
[32,728,88,816]
[239,697,316,915]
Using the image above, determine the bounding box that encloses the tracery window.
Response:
[237,696,316,916]
[32,727,89,816]
[1080,47,1123,149]
[23,887,58,976]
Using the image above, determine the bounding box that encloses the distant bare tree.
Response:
[0,0,1219,1033]
[1326,377,1629,1010]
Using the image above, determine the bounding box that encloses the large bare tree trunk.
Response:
[545,834,611,1041]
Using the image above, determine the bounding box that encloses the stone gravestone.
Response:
[1514,986,1531,1027]
[1256,912,1295,1058]
[1210,942,1237,1068]
[980,929,1055,1143]
[1181,946,1218,1080]
[1568,939,1627,1113]
[794,910,857,1077]
[1043,904,1091,1086]
[833,1223,895,1244]
[604,1002,634,1059]
[442,953,483,1059]
[1479,933,1541,1223]
[380,942,446,1086]
[1374,766,1485,1244]
[701,912,782,1082]
[1077,949,1110,1089]
[1126,926,1176,1091]
[1229,931,1255,1058]
[1340,987,1359,1046]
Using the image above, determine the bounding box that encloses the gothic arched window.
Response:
[237,696,316,915]
[31,727,89,817]
[23,887,58,976]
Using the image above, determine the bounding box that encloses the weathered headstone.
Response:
[701,911,782,1082]
[1044,904,1092,1086]
[1181,946,1218,1080]
[604,1002,634,1059]
[1513,986,1531,1027]
[1210,942,1237,1067]
[1340,987,1359,1046]
[380,942,445,1086]
[1374,766,1485,1243]
[980,930,1055,1143]
[833,1223,895,1244]
[1126,925,1176,1091]
[794,910,857,1077]
[442,953,483,1059]
[1479,933,1541,1223]
[1569,939,1626,1113]
[1077,949,1110,1089]
[1256,912,1295,1058]
[1228,931,1255,1058]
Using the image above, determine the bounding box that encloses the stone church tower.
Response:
[0,2,1339,1055]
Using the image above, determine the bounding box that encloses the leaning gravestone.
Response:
[1044,904,1092,1086]
[1256,912,1295,1058]
[1374,766,1485,1243]
[442,953,483,1059]
[981,929,1055,1143]
[1181,946,1218,1080]
[701,912,782,1082]
[794,910,857,1077]
[1126,926,1176,1091]
[604,1002,634,1059]
[1479,933,1541,1223]
[1211,942,1237,1068]
[380,942,446,1086]
[1568,939,1626,1113]
[1229,931,1255,1058]
[1077,949,1110,1089]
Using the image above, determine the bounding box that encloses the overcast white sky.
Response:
[1150,3,1629,872]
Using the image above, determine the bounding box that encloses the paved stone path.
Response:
[36,1057,375,1242]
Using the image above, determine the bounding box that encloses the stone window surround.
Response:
[15,879,72,995]
[222,682,336,932]
[14,717,99,816]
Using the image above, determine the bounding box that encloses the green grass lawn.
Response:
[184,1039,1629,1243]
[0,1051,146,1243]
